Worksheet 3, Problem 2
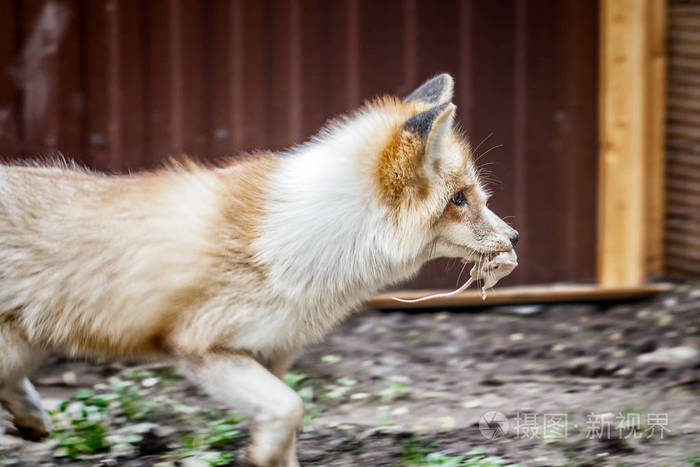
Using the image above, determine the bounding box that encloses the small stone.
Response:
[461,399,483,409]
[566,357,595,376]
[438,416,456,429]
[636,309,652,319]
[657,314,674,326]
[61,371,77,386]
[153,425,176,438]
[117,422,157,434]
[615,367,632,376]
[604,361,622,373]
[350,392,370,400]
[391,406,409,416]
[388,375,411,384]
[637,346,698,365]
[141,377,159,388]
[494,305,544,316]
[110,442,136,457]
[180,458,210,467]
[510,333,524,341]
[608,332,622,341]
[635,338,657,354]
[481,393,507,407]
[321,354,343,364]
[663,297,679,308]
[94,459,118,466]
[480,377,505,386]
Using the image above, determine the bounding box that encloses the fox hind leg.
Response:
[0,378,50,441]
[0,326,50,441]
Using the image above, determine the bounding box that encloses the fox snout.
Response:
[495,228,519,253]
[477,207,518,253]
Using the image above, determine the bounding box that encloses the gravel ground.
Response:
[1,282,699,466]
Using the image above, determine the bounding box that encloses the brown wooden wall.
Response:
[666,0,700,277]
[0,0,599,287]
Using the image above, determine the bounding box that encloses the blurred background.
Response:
[0,0,602,289]
[1,0,696,293]
[0,1,697,292]
[0,2,699,466]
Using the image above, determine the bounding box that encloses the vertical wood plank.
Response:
[105,0,122,170]
[512,0,527,280]
[457,0,474,134]
[518,0,598,284]
[358,0,406,98]
[645,0,667,275]
[239,0,266,151]
[300,0,330,140]
[85,0,109,169]
[345,0,360,107]
[0,0,20,156]
[118,0,145,170]
[176,0,207,159]
[561,0,599,282]
[288,0,302,144]
[665,0,700,277]
[20,0,71,156]
[208,0,232,159]
[230,0,244,154]
[264,0,292,149]
[145,0,174,163]
[467,0,518,283]
[54,0,82,160]
[598,0,666,286]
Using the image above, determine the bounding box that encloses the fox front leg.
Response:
[179,352,303,467]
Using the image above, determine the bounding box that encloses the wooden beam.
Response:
[644,0,667,276]
[369,283,674,309]
[598,0,667,286]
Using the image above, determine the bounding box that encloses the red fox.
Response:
[0,74,517,466]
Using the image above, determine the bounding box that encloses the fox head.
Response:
[257,73,517,303]
[371,73,518,266]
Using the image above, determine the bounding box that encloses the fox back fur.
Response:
[0,74,517,466]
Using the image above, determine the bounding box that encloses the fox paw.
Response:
[5,421,50,442]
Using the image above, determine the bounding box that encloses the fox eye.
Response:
[450,190,467,206]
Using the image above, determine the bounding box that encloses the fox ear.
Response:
[402,102,456,167]
[403,73,454,105]
[377,103,456,204]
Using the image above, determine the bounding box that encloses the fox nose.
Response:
[509,231,519,247]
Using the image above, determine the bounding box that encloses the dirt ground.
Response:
[1,282,699,466]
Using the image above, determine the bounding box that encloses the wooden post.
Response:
[598,0,667,287]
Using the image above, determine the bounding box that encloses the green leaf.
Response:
[321,354,343,364]
[74,388,94,400]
